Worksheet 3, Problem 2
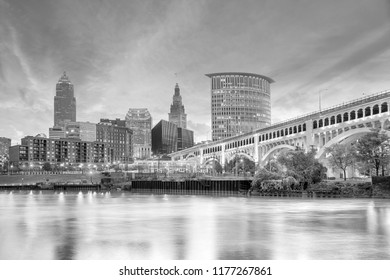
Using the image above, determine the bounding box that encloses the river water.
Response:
[0,191,389,260]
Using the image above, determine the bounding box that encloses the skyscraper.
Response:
[125,109,152,159]
[168,83,187,128]
[54,72,76,127]
[206,72,274,141]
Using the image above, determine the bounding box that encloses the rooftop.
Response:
[205,72,275,83]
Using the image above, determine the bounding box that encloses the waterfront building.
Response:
[54,72,76,127]
[9,145,29,164]
[9,135,108,166]
[152,120,194,155]
[0,137,11,157]
[168,83,187,128]
[125,108,152,159]
[96,119,132,163]
[206,72,274,141]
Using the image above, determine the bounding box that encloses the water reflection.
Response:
[0,191,389,259]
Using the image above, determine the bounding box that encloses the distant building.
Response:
[177,127,194,151]
[152,120,194,155]
[54,72,76,127]
[125,109,152,159]
[64,121,97,142]
[168,83,187,128]
[152,120,178,155]
[96,119,132,163]
[0,137,11,157]
[49,126,66,139]
[206,72,274,141]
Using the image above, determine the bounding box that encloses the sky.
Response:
[1,0,390,145]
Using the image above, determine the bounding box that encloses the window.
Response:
[381,102,388,113]
[365,107,371,117]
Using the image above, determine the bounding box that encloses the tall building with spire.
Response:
[168,83,187,129]
[54,72,76,127]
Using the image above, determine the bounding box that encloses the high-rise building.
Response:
[151,120,194,155]
[168,83,187,128]
[96,119,132,163]
[206,72,274,141]
[0,137,11,157]
[125,109,152,159]
[54,72,76,127]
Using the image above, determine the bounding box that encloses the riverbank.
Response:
[0,173,103,185]
[250,178,390,199]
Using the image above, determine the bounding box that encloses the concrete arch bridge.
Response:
[170,90,390,176]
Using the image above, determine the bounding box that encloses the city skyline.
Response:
[1,0,390,144]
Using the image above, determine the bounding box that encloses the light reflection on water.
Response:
[0,191,389,260]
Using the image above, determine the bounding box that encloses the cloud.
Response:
[1,0,390,145]
[187,120,211,143]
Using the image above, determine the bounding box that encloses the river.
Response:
[0,191,389,259]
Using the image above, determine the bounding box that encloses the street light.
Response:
[240,158,245,177]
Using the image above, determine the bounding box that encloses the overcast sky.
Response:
[1,0,390,144]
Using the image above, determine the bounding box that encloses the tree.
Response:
[325,143,356,180]
[277,149,326,184]
[42,162,52,171]
[354,130,390,176]
[251,167,283,188]
[225,156,255,175]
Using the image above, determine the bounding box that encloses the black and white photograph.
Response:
[0,0,389,278]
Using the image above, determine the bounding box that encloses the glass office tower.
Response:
[206,72,274,141]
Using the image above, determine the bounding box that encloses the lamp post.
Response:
[240,158,245,177]
[89,170,93,184]
[318,89,328,113]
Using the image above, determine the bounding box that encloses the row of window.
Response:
[211,76,270,92]
[313,103,388,129]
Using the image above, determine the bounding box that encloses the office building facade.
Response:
[125,108,152,159]
[54,72,76,127]
[177,127,194,151]
[168,83,187,128]
[96,119,132,163]
[152,120,178,155]
[152,120,194,155]
[64,121,97,142]
[206,72,273,141]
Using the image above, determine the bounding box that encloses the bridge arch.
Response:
[184,153,197,160]
[202,157,221,166]
[316,127,373,159]
[261,144,295,163]
[226,152,255,163]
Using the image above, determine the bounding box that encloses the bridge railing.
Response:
[271,89,390,128]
